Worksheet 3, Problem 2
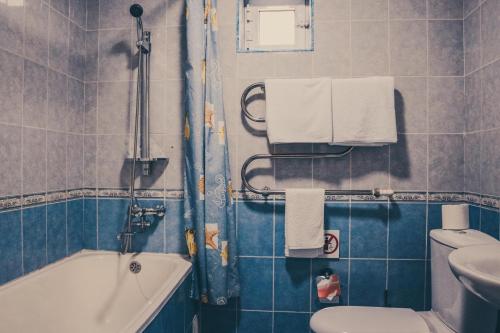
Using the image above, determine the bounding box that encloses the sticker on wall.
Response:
[319,230,340,258]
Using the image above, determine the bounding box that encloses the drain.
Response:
[129,261,142,274]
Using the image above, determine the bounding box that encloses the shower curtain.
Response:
[183,0,239,305]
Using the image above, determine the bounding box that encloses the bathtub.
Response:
[0,250,192,333]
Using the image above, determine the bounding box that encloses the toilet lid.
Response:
[310,306,430,333]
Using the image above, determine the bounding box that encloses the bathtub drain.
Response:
[129,261,142,274]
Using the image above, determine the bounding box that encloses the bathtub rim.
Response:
[0,249,192,333]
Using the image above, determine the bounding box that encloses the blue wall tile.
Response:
[83,198,97,249]
[274,258,311,312]
[389,203,426,259]
[275,202,286,256]
[480,207,500,239]
[274,312,311,333]
[47,202,67,263]
[238,311,272,333]
[325,203,350,258]
[132,199,165,253]
[201,305,236,333]
[311,259,349,310]
[349,259,386,306]
[351,203,388,258]
[387,260,426,310]
[238,201,274,257]
[98,198,128,251]
[0,210,22,284]
[22,205,47,274]
[67,199,83,255]
[164,200,186,254]
[239,257,273,310]
[469,205,480,230]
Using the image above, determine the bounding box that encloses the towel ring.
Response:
[241,82,266,123]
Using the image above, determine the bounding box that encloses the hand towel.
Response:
[265,78,332,144]
[331,77,397,146]
[285,188,325,258]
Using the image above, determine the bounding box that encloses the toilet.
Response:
[310,229,499,333]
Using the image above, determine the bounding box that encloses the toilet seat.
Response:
[310,306,430,333]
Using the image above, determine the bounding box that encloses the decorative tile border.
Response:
[0,190,499,211]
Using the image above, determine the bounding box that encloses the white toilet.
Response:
[310,229,499,333]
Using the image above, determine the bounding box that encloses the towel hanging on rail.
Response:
[265,78,333,144]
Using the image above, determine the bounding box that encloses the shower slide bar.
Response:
[240,82,395,198]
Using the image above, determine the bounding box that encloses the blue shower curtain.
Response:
[183,0,239,305]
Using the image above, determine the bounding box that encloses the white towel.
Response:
[331,77,397,146]
[265,78,332,144]
[285,188,325,258]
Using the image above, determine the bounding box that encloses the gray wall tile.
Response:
[0,49,23,126]
[23,127,47,194]
[390,20,427,76]
[390,134,427,191]
[351,0,389,20]
[166,26,185,79]
[464,0,480,17]
[481,0,500,65]
[395,77,427,134]
[0,2,24,54]
[25,0,49,65]
[148,28,167,81]
[69,23,86,80]
[51,0,69,16]
[351,21,389,76]
[49,8,69,74]
[275,53,312,78]
[67,134,83,189]
[70,0,86,28]
[464,133,481,193]
[97,82,134,134]
[389,0,427,19]
[85,30,98,81]
[428,77,465,134]
[68,78,84,133]
[428,134,464,192]
[165,79,184,137]
[83,135,97,188]
[84,83,97,134]
[164,135,183,189]
[47,69,68,132]
[97,134,131,188]
[428,0,463,19]
[481,129,500,196]
[98,0,133,29]
[47,131,67,192]
[312,145,350,190]
[237,53,276,79]
[23,60,48,129]
[312,21,351,78]
[149,81,167,134]
[429,20,464,76]
[0,124,22,197]
[86,0,99,30]
[465,71,481,132]
[98,28,132,81]
[166,0,186,27]
[315,0,350,21]
[481,59,500,130]
[464,8,481,74]
[351,146,390,190]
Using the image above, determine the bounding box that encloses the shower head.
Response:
[129,4,143,18]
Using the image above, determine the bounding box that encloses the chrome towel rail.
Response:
[239,82,395,198]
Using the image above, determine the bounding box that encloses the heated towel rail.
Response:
[239,82,395,198]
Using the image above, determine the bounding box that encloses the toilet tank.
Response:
[430,229,498,333]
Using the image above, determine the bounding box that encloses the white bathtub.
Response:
[0,250,192,333]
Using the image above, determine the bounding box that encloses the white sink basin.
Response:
[448,243,500,308]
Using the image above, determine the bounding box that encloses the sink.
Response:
[448,243,500,308]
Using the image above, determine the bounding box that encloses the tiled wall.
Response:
[463,0,500,198]
[144,273,198,333]
[201,200,500,333]
[0,0,87,284]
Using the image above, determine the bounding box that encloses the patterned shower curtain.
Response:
[183,0,239,305]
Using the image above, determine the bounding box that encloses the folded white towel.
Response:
[265,78,332,144]
[285,188,325,258]
[331,77,397,146]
